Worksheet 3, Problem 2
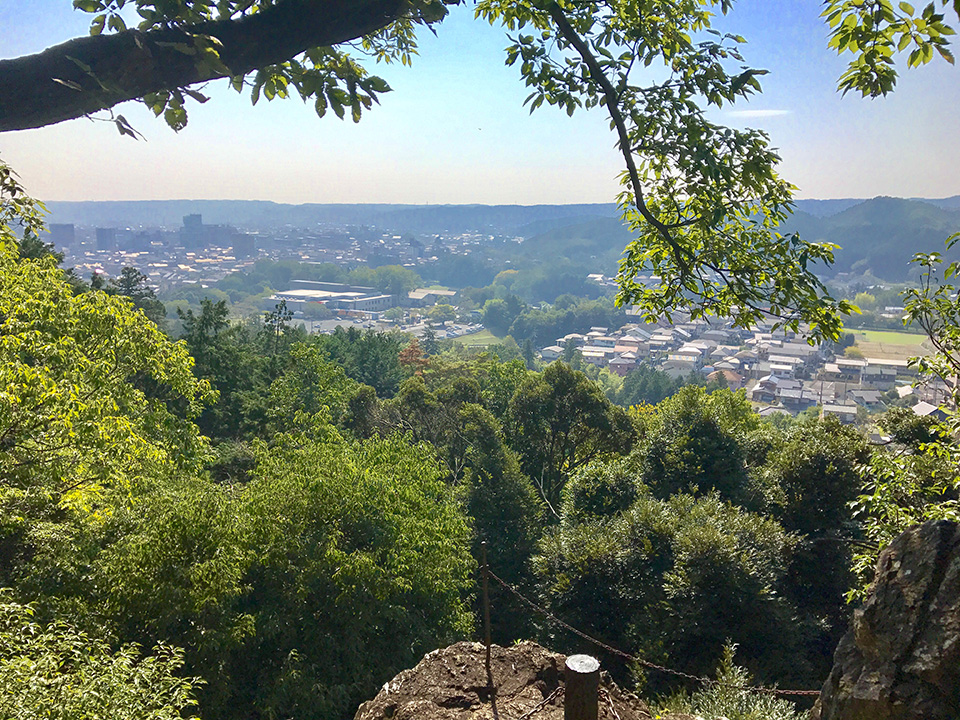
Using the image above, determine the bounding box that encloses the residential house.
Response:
[558,333,587,347]
[847,388,884,408]
[822,404,860,424]
[609,354,638,377]
[539,345,564,362]
[912,401,948,421]
[707,369,745,389]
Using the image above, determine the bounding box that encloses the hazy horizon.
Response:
[2,0,959,204]
[40,194,960,206]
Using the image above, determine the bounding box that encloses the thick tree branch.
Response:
[0,0,407,132]
[546,3,693,277]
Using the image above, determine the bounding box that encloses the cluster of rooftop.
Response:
[540,317,934,422]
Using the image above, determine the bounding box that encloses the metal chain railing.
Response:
[515,687,563,720]
[486,567,822,699]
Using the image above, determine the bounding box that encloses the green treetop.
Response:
[0,230,213,509]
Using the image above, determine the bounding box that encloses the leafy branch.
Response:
[824,0,958,97]
[479,0,854,341]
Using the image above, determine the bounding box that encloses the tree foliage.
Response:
[846,236,960,592]
[178,299,280,442]
[55,430,474,720]
[506,297,627,346]
[476,0,853,340]
[544,394,870,683]
[482,295,526,337]
[459,403,542,642]
[614,363,685,407]
[267,342,370,433]
[536,489,803,691]
[0,238,212,508]
[508,362,636,513]
[823,0,958,97]
[0,597,201,720]
[235,430,475,719]
[313,326,406,398]
[762,417,869,679]
[107,266,167,328]
[639,386,759,508]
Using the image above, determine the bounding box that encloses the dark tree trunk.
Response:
[0,0,405,132]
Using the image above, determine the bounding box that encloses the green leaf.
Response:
[107,14,127,32]
[163,104,187,131]
[183,88,210,103]
[73,0,103,13]
[52,77,84,91]
[366,76,391,94]
[329,91,345,119]
[114,114,142,140]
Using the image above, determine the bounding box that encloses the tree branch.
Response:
[0,0,407,132]
[546,3,693,277]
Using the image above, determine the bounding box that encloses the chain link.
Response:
[487,569,821,699]
[515,686,563,720]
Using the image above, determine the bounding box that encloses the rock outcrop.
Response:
[354,641,655,720]
[815,519,960,720]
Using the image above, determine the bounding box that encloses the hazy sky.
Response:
[1,0,958,204]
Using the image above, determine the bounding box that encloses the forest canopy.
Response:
[2,174,960,719]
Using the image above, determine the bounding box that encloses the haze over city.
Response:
[2,0,959,204]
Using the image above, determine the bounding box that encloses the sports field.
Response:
[458,329,502,347]
[854,329,930,360]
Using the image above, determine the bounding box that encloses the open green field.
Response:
[854,329,930,360]
[458,329,503,347]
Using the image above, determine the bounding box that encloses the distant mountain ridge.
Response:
[45,196,960,281]
[517,197,960,281]
[44,200,622,234]
[793,196,960,217]
[44,195,960,231]
[784,197,960,280]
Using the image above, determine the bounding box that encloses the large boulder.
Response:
[815,519,960,720]
[354,641,655,720]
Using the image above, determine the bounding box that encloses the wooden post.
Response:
[481,541,499,720]
[564,654,600,720]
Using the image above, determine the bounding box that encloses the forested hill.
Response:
[783,197,960,281]
[518,216,635,270]
[518,197,960,281]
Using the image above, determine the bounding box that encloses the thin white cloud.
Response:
[726,109,792,118]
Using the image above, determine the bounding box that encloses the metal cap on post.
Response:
[564,654,600,720]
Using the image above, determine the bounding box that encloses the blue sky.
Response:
[1,0,958,204]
